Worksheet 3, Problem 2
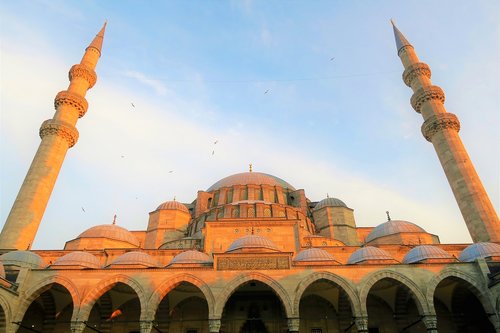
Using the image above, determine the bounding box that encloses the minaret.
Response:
[391,20,499,242]
[0,23,107,250]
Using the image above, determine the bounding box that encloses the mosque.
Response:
[0,21,499,333]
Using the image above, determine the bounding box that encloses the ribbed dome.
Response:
[314,197,347,210]
[347,246,394,264]
[226,235,280,252]
[109,251,160,267]
[458,242,500,262]
[365,220,425,243]
[403,245,454,264]
[169,250,212,265]
[52,252,101,268]
[207,172,295,192]
[0,251,46,269]
[77,224,140,246]
[156,200,189,213]
[294,248,336,262]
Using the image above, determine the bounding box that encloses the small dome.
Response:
[0,251,46,269]
[52,252,101,269]
[169,250,212,265]
[77,224,139,247]
[226,235,279,252]
[156,201,189,213]
[314,197,347,210]
[403,245,454,264]
[109,251,160,267]
[458,242,500,262]
[294,248,336,262]
[366,220,425,243]
[347,246,394,264]
[208,172,295,192]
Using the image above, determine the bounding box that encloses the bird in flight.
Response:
[121,155,125,158]
[212,150,215,156]
[168,170,174,173]
[264,90,269,94]
[214,140,218,145]
[131,102,135,108]
[330,57,335,61]
[81,207,85,212]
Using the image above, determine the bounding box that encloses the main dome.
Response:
[77,224,140,247]
[207,172,295,192]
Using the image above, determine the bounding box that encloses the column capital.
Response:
[422,314,438,332]
[355,316,369,333]
[70,321,86,333]
[140,321,153,333]
[209,319,221,333]
[287,317,300,332]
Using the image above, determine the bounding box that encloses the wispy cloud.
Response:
[122,70,169,96]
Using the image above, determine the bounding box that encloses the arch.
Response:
[77,274,147,322]
[426,269,497,321]
[293,271,362,317]
[358,269,429,315]
[0,295,11,333]
[214,272,292,318]
[145,273,215,320]
[12,275,80,324]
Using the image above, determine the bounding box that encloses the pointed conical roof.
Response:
[390,19,412,53]
[86,21,107,56]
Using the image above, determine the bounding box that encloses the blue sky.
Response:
[0,1,498,248]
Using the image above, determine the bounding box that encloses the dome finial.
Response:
[326,193,330,198]
[386,211,391,221]
[112,214,117,225]
[249,163,253,172]
[173,196,176,201]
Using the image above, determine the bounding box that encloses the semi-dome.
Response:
[169,250,212,265]
[156,200,189,213]
[403,245,454,264]
[294,248,336,262]
[365,220,425,243]
[226,235,280,252]
[108,251,160,267]
[52,251,101,269]
[0,251,46,269]
[77,224,140,247]
[314,197,347,210]
[347,246,394,264]
[458,242,500,262]
[207,172,295,192]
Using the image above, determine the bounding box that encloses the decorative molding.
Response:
[217,256,290,270]
[410,85,445,113]
[54,90,89,118]
[421,113,460,142]
[69,64,97,88]
[422,315,438,331]
[403,62,431,87]
[355,316,369,332]
[398,45,414,57]
[39,119,79,148]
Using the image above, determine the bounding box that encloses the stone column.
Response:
[422,315,438,333]
[355,316,369,333]
[287,318,299,332]
[209,319,221,333]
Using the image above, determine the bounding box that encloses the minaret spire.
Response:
[391,21,499,242]
[0,24,107,250]
[390,19,412,54]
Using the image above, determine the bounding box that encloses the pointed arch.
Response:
[293,271,362,317]
[0,295,11,333]
[144,273,214,320]
[214,272,292,318]
[358,269,429,315]
[426,269,497,322]
[77,274,146,322]
[12,275,80,324]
